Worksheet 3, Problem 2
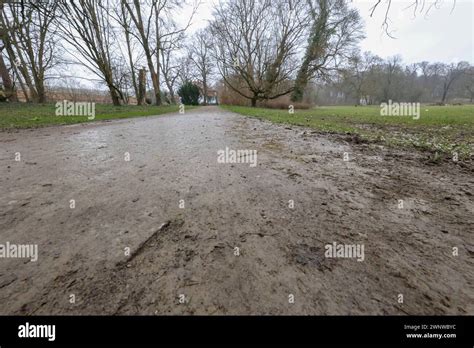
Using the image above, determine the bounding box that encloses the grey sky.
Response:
[182,0,473,64]
[63,0,473,89]
[355,0,473,64]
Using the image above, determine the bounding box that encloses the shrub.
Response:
[177,81,200,105]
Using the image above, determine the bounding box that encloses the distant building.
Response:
[191,81,218,105]
[200,89,218,105]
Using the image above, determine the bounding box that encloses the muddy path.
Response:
[0,106,472,315]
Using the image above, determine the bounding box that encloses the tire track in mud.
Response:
[17,215,273,315]
[17,218,188,314]
[116,220,174,266]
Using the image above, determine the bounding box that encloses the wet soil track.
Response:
[0,106,472,314]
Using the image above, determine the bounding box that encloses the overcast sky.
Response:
[356,0,473,64]
[66,0,473,89]
[182,0,473,65]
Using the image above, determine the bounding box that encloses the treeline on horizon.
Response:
[0,0,471,107]
[306,55,473,107]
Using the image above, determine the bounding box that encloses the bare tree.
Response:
[309,55,472,105]
[176,54,196,85]
[291,0,364,102]
[463,67,474,103]
[381,55,403,102]
[438,61,469,104]
[121,0,198,106]
[56,0,123,105]
[0,45,17,101]
[210,0,308,107]
[341,51,381,105]
[0,0,17,101]
[113,0,141,104]
[120,0,160,105]
[159,23,185,104]
[0,0,59,102]
[188,28,213,105]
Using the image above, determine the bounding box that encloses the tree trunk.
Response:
[0,51,18,101]
[251,97,257,107]
[14,56,38,102]
[36,84,46,103]
[121,2,139,104]
[203,75,208,105]
[126,41,139,104]
[0,3,16,101]
[137,68,146,105]
[151,70,161,105]
[105,76,121,106]
[166,82,175,104]
[143,50,160,105]
[142,45,160,105]
[441,83,448,104]
[291,0,329,102]
[109,86,121,106]
[11,61,29,102]
[291,58,310,102]
[155,8,162,106]
[33,72,47,103]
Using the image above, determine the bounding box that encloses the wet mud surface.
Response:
[0,106,472,314]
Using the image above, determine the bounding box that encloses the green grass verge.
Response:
[0,103,194,129]
[222,104,474,158]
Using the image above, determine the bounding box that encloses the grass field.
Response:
[0,103,191,129]
[223,104,474,158]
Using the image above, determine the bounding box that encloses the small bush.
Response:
[178,81,200,105]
